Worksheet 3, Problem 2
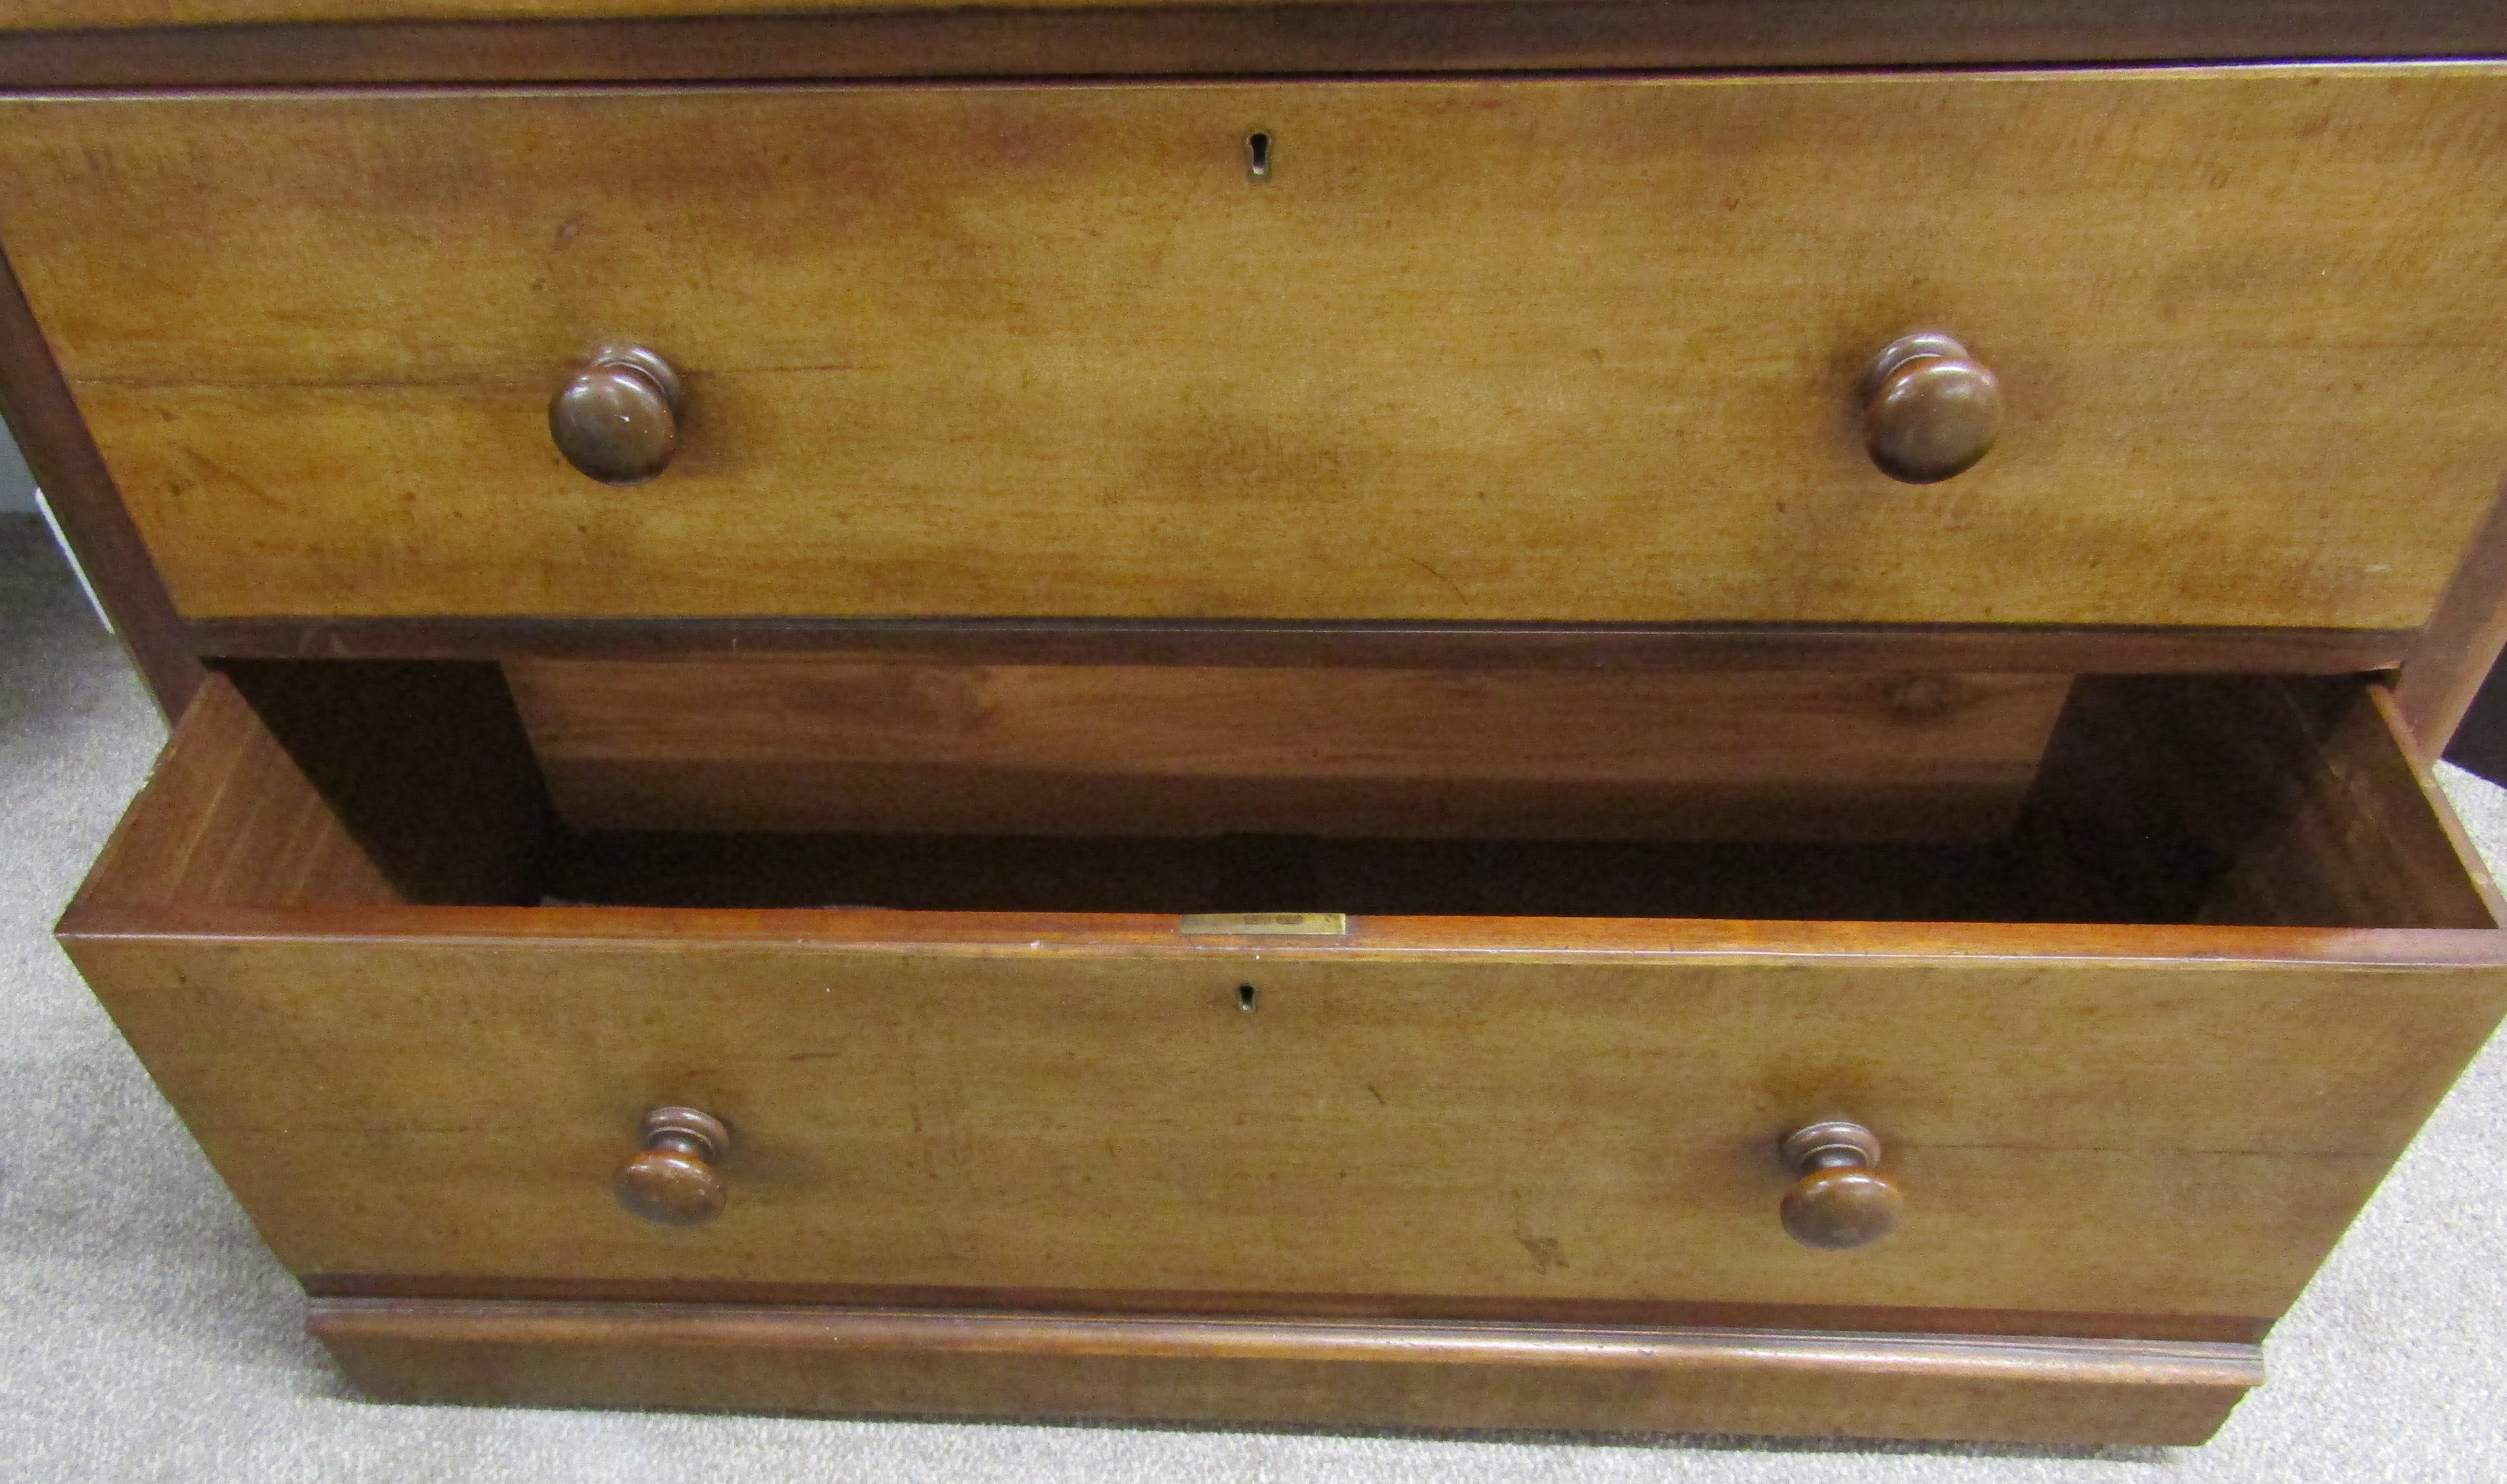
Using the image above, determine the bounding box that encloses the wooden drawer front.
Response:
[7,65,2507,627]
[56,669,2507,1340]
[63,910,2507,1328]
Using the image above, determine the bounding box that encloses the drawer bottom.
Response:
[308,1299,2259,1446]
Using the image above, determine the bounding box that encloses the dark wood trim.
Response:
[5,1,2507,90]
[0,240,198,716]
[297,1273,2268,1344]
[2395,479,2507,762]
[306,1297,2262,1444]
[188,615,2416,675]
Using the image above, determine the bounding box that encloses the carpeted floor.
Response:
[4,512,2503,1481]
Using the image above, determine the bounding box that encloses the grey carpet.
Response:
[3,512,2501,1481]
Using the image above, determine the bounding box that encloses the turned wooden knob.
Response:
[1779,1120,1902,1250]
[1859,332,2002,484]
[550,345,684,485]
[614,1106,730,1227]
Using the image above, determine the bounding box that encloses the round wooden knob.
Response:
[550,345,684,485]
[1779,1120,1902,1251]
[614,1106,730,1227]
[1859,332,2002,484]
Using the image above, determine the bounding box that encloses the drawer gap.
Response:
[67,661,2501,933]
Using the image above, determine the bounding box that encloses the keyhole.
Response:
[1237,984,1259,1012]
[1245,130,1272,182]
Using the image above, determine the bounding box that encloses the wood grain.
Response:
[71,671,401,911]
[11,2,2507,90]
[297,1273,2270,1343]
[0,238,198,714]
[307,1298,2260,1445]
[2203,686,2507,929]
[56,665,2507,1324]
[219,661,557,906]
[72,666,554,912]
[191,615,2419,677]
[63,916,2507,1322]
[5,0,1606,21]
[2395,479,2507,760]
[4,0,2506,60]
[2012,676,2501,931]
[504,659,2072,841]
[535,831,2037,921]
[10,69,2507,627]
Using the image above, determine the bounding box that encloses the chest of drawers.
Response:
[10,0,2507,1448]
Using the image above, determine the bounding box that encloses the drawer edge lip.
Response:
[54,899,2507,970]
[304,1296,2267,1385]
[298,1276,2273,1345]
[5,5,2507,92]
[183,616,2419,675]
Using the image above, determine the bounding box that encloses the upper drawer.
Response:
[6,66,2507,626]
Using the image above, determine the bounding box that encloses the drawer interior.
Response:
[76,660,2499,932]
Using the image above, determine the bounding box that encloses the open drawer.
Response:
[55,658,2507,1356]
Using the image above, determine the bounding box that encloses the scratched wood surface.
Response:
[505,659,2072,840]
[7,67,2506,626]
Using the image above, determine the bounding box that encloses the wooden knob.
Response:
[614,1106,730,1227]
[1859,332,2002,484]
[550,345,684,485]
[1779,1120,1902,1250]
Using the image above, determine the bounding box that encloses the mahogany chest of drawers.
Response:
[9,0,2507,1448]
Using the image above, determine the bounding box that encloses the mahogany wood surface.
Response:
[58,662,2507,1333]
[72,667,553,910]
[71,669,401,911]
[9,8,2507,1433]
[54,667,2507,1330]
[217,661,557,905]
[0,238,198,713]
[9,69,2507,630]
[192,615,2419,677]
[306,1298,2262,1445]
[2016,676,2504,932]
[296,1273,2270,1343]
[6,2,2507,92]
[508,675,2500,928]
[504,659,2072,841]
[2204,686,2507,929]
[66,915,2507,1322]
[2395,480,2507,761]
